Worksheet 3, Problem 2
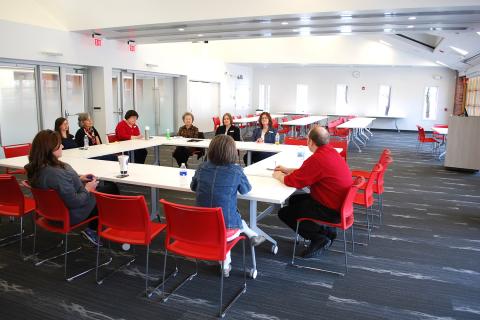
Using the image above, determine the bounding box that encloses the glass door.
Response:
[157,77,175,135]
[40,66,62,130]
[135,74,156,135]
[111,70,122,132]
[0,65,40,148]
[63,68,87,134]
[122,72,134,115]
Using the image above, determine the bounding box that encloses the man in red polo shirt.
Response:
[273,126,351,258]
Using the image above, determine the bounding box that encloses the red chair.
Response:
[93,192,166,297]
[329,139,348,162]
[416,125,439,154]
[353,164,382,242]
[277,117,291,138]
[235,115,246,129]
[212,116,221,131]
[26,183,107,281]
[272,118,279,130]
[2,143,31,174]
[284,137,307,146]
[432,124,448,142]
[291,176,365,276]
[352,153,393,224]
[106,133,118,143]
[160,199,246,318]
[0,175,35,256]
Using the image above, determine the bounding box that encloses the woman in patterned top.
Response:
[74,113,102,147]
[172,112,205,167]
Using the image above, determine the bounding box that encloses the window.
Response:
[465,76,480,116]
[335,84,349,113]
[423,86,438,120]
[296,84,308,113]
[258,84,270,111]
[378,85,392,116]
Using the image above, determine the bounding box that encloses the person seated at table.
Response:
[243,112,277,165]
[24,130,119,246]
[172,112,205,167]
[74,113,103,148]
[191,135,265,277]
[54,117,77,150]
[215,113,241,141]
[115,109,148,164]
[272,126,351,258]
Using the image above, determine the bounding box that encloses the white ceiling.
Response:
[1,0,480,71]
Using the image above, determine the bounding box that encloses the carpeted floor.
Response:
[0,130,479,320]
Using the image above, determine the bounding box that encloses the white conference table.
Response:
[232,114,284,125]
[364,114,405,132]
[337,117,376,152]
[281,115,328,136]
[0,153,296,277]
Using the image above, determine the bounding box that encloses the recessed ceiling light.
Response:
[407,25,414,29]
[299,27,311,36]
[435,27,443,31]
[281,21,289,25]
[197,34,204,37]
[341,14,353,20]
[292,29,298,32]
[178,28,184,31]
[300,17,311,23]
[384,28,393,32]
[477,31,480,36]
[340,25,352,33]
[379,40,392,46]
[435,60,449,67]
[263,32,272,37]
[384,12,393,16]
[260,19,271,24]
[449,46,468,56]
[408,16,416,20]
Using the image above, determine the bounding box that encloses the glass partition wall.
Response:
[0,62,87,156]
[111,70,175,136]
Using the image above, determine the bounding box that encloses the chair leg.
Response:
[291,221,300,265]
[145,244,149,297]
[343,230,348,274]
[219,261,224,317]
[351,227,355,253]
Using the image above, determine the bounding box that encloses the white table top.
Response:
[0,154,295,204]
[281,116,328,126]
[432,127,448,135]
[281,111,312,116]
[337,117,375,129]
[364,114,406,119]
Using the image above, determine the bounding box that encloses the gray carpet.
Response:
[0,131,479,320]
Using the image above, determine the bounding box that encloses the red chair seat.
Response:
[35,215,96,234]
[423,137,439,143]
[226,228,240,238]
[353,193,373,207]
[0,197,35,218]
[168,236,243,261]
[100,222,166,245]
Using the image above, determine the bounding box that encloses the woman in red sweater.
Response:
[115,110,148,164]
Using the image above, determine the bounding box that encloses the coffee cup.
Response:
[118,155,129,176]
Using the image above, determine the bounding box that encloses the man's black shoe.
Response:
[301,238,331,259]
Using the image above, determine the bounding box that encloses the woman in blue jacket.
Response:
[191,135,264,277]
[243,112,277,165]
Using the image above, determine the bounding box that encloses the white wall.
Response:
[0,20,252,137]
[252,65,457,130]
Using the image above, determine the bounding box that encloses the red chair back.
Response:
[212,116,221,131]
[329,139,348,161]
[107,133,118,143]
[94,192,153,244]
[284,137,308,146]
[160,199,227,261]
[29,185,71,232]
[247,114,254,118]
[2,143,31,174]
[2,143,31,158]
[340,177,365,228]
[272,118,279,129]
[363,164,383,207]
[0,175,26,216]
[375,156,393,194]
[416,125,426,142]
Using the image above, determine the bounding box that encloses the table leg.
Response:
[247,151,252,165]
[153,145,160,166]
[395,119,400,132]
[150,187,159,221]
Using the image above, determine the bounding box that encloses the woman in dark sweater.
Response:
[215,113,241,141]
[74,113,102,148]
[54,117,78,150]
